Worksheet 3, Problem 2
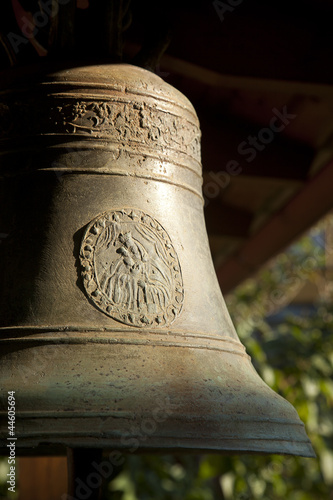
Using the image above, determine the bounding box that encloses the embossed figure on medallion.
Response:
[80,210,184,327]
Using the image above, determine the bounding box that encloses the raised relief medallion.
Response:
[80,209,184,327]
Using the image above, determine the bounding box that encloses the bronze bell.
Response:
[0,64,314,457]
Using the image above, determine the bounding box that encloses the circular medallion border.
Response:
[80,209,184,328]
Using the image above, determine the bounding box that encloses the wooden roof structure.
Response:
[133,0,333,294]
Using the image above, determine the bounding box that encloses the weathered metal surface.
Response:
[0,64,315,457]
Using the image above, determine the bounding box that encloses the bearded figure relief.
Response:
[80,210,184,327]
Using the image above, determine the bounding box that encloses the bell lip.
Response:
[0,436,316,459]
[0,410,315,458]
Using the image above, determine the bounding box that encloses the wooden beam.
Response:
[204,200,253,238]
[18,456,67,500]
[163,0,333,86]
[125,40,333,99]
[160,55,333,99]
[216,160,333,293]
[124,0,333,87]
[200,115,314,182]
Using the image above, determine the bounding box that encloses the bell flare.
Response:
[0,64,315,457]
[0,332,315,457]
